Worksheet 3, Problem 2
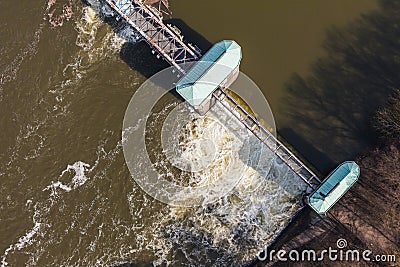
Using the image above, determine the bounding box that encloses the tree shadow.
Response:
[283,0,400,173]
[243,207,314,266]
[246,1,400,265]
[279,128,335,175]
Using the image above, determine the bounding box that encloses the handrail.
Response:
[104,0,198,73]
[213,88,321,188]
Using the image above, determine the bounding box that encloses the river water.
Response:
[0,0,377,266]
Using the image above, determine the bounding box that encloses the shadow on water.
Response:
[119,18,211,78]
[248,0,400,265]
[120,41,170,78]
[282,0,400,173]
[82,0,211,79]
[279,128,335,175]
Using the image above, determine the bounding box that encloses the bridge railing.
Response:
[104,0,199,73]
[213,88,322,188]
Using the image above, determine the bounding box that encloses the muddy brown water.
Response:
[0,0,379,266]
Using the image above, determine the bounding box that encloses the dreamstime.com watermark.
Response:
[257,238,397,263]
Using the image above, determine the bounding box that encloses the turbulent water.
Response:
[0,1,309,266]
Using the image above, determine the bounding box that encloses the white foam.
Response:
[0,22,44,102]
[59,5,127,84]
[149,101,309,264]
[44,161,91,196]
[1,222,42,267]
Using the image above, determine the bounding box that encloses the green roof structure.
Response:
[307,161,360,215]
[176,40,242,106]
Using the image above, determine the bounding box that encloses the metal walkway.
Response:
[104,0,322,188]
[213,89,322,188]
[104,0,199,73]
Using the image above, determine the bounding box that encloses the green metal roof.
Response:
[176,40,242,106]
[308,161,360,215]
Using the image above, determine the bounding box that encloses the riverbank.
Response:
[251,0,400,264]
[253,138,399,267]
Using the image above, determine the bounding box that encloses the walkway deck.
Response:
[104,0,199,73]
[213,89,322,188]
